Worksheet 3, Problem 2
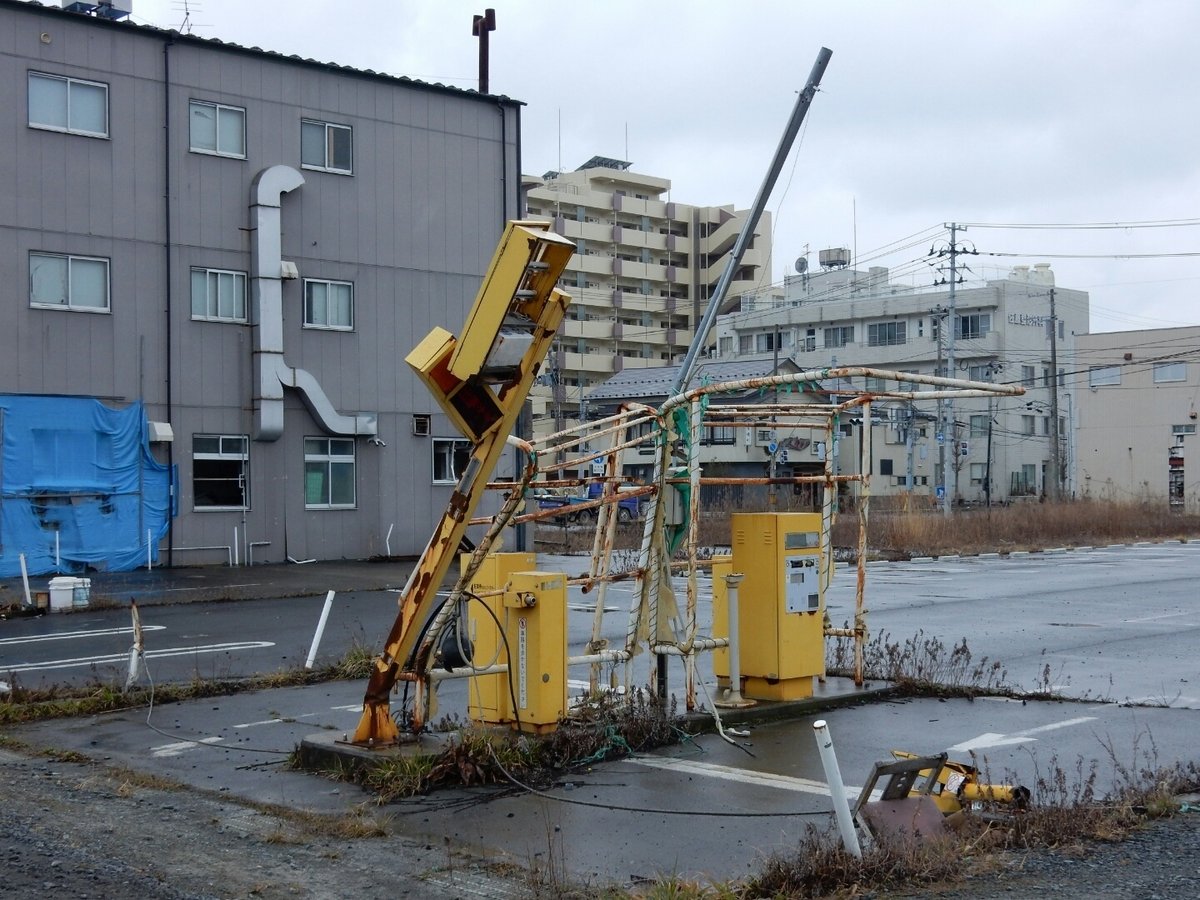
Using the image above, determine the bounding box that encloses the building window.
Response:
[189,100,246,157]
[28,72,108,137]
[1042,416,1051,436]
[969,415,988,437]
[190,268,247,322]
[1172,424,1196,437]
[193,435,248,509]
[1088,365,1121,387]
[1022,415,1036,435]
[304,438,356,508]
[303,279,354,330]
[301,119,353,173]
[700,425,736,446]
[879,458,894,476]
[1153,361,1186,383]
[967,364,993,382]
[29,252,109,312]
[1021,365,1036,386]
[738,334,752,354]
[867,321,906,347]
[970,462,986,485]
[433,438,471,484]
[824,326,854,348]
[956,313,991,340]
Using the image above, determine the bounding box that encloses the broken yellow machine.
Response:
[891,750,1031,815]
[351,220,574,745]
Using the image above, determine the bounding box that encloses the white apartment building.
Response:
[522,157,772,442]
[1074,326,1200,511]
[711,259,1090,504]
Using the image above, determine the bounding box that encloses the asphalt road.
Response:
[4,542,1198,891]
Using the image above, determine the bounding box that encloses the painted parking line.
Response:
[151,736,224,758]
[233,713,319,729]
[0,625,166,646]
[4,641,275,673]
[630,755,875,800]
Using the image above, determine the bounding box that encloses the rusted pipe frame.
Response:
[587,435,623,694]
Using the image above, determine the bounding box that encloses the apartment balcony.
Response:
[611,225,668,253]
[698,213,741,256]
[562,318,614,341]
[572,254,615,277]
[612,258,668,281]
[562,350,616,375]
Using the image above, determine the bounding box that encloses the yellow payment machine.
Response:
[712,512,825,700]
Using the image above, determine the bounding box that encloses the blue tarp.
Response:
[0,395,173,577]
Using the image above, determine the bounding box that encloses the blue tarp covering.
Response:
[0,396,173,577]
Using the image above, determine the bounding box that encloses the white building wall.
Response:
[1074,327,1200,511]
[713,263,1089,504]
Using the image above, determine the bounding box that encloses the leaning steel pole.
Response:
[672,47,832,394]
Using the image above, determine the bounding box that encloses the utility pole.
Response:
[931,304,948,514]
[942,223,960,516]
[769,325,779,507]
[905,403,915,502]
[1047,286,1062,501]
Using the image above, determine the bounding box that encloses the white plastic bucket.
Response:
[48,576,76,612]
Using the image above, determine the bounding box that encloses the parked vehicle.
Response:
[534,482,643,523]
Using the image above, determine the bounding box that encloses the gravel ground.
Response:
[3,743,1198,899]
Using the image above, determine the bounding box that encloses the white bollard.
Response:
[813,719,862,858]
[124,600,145,693]
[19,553,33,608]
[233,527,239,566]
[715,573,755,708]
[305,590,336,670]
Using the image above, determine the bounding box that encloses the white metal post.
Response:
[19,553,32,608]
[715,573,755,708]
[305,590,336,670]
[813,719,862,858]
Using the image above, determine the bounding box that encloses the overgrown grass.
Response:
[0,640,381,726]
[301,688,687,802]
[539,499,1200,561]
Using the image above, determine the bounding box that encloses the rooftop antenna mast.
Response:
[672,47,832,394]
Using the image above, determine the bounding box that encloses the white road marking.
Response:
[946,716,1096,753]
[329,704,361,712]
[5,641,275,673]
[0,625,166,646]
[151,736,223,758]
[1122,612,1191,624]
[630,755,878,800]
[233,713,318,729]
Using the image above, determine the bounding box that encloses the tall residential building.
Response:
[1075,326,1199,511]
[710,259,1090,504]
[0,0,523,575]
[521,158,772,446]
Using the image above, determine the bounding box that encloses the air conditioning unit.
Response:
[412,415,431,437]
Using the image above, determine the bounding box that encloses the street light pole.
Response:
[1047,286,1062,501]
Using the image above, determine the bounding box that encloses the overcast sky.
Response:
[116,0,1200,334]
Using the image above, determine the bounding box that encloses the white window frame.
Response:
[190,267,247,322]
[867,321,906,347]
[1153,361,1186,384]
[303,279,354,330]
[969,415,988,438]
[956,313,991,340]
[1172,424,1196,437]
[969,462,986,485]
[304,438,356,509]
[1021,415,1036,435]
[188,99,246,158]
[28,71,108,138]
[1089,365,1121,387]
[433,438,472,485]
[29,251,110,312]
[192,434,249,511]
[301,119,353,174]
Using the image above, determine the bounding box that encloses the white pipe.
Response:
[147,529,153,570]
[55,531,60,571]
[233,527,239,566]
[385,522,394,558]
[813,719,862,858]
[305,590,336,670]
[19,553,32,608]
[725,573,748,704]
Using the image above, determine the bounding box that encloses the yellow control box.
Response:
[712,512,825,700]
[462,552,534,725]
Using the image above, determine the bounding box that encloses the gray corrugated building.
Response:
[1,0,523,572]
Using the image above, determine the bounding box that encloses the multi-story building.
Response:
[0,0,523,575]
[1074,326,1200,511]
[521,158,772,446]
[709,258,1090,504]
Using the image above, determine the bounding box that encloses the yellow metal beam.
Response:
[351,221,573,744]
